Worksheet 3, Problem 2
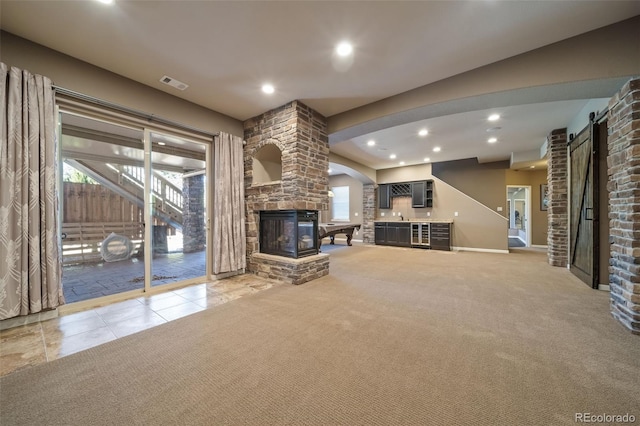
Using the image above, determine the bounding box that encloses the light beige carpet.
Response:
[1,245,639,425]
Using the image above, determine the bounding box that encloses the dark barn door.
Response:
[569,113,604,288]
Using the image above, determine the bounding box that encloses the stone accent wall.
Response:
[182,175,206,253]
[251,252,329,285]
[362,184,377,244]
[607,78,640,334]
[243,101,330,284]
[547,128,568,267]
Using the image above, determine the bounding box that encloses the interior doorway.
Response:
[506,186,531,248]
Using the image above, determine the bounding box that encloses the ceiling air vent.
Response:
[160,75,188,91]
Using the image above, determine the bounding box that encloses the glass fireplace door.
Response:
[260,210,318,258]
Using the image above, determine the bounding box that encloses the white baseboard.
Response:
[452,246,510,254]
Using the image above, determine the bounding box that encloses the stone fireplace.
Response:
[244,101,330,285]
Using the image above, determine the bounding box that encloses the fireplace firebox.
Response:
[260,210,319,258]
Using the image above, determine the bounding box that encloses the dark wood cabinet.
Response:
[411,181,426,207]
[425,180,433,208]
[411,180,434,208]
[374,222,410,247]
[378,184,391,209]
[377,221,451,250]
[396,224,411,247]
[379,180,433,209]
[374,224,386,245]
[386,225,398,244]
[430,223,451,251]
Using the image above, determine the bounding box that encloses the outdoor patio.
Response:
[62,250,206,303]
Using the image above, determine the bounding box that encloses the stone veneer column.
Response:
[362,184,377,244]
[607,78,640,334]
[243,101,330,284]
[547,128,568,267]
[182,174,206,253]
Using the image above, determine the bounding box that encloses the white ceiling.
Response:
[2,1,639,173]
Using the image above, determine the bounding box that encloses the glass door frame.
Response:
[506,185,532,247]
[56,106,213,310]
[143,128,212,292]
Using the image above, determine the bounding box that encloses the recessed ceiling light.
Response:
[390,154,397,159]
[261,84,275,94]
[424,157,430,162]
[488,114,500,121]
[399,161,405,166]
[96,0,114,4]
[367,140,375,146]
[433,147,441,152]
[418,129,428,137]
[488,137,497,143]
[336,41,353,57]
[530,166,535,169]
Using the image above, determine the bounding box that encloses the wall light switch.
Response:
[354,212,359,216]
[454,212,459,217]
[497,206,503,212]
[381,212,385,217]
[392,212,396,216]
[427,212,431,217]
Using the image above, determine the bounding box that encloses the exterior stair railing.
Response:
[65,159,183,230]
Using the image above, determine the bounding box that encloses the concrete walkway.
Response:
[62,251,206,303]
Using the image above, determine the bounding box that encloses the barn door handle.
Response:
[585,207,593,221]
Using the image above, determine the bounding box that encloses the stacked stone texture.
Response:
[182,175,206,253]
[250,253,329,285]
[607,78,640,334]
[243,101,330,284]
[547,128,568,267]
[362,184,377,244]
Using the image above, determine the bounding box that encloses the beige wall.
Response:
[432,159,509,217]
[506,169,548,246]
[1,31,243,137]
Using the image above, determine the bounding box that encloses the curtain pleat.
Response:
[212,132,246,274]
[0,62,63,320]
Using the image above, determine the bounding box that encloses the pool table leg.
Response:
[346,230,354,246]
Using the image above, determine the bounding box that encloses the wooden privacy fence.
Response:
[64,182,144,224]
[62,222,144,265]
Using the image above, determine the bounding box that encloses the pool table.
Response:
[318,223,361,248]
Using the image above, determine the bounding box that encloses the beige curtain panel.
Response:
[212,132,246,274]
[0,63,63,320]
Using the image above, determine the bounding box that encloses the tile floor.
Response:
[0,274,281,378]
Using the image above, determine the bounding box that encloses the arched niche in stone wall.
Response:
[253,143,282,184]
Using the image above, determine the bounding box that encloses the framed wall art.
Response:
[541,184,549,211]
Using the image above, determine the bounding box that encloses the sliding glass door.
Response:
[59,113,211,304]
[148,130,209,289]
